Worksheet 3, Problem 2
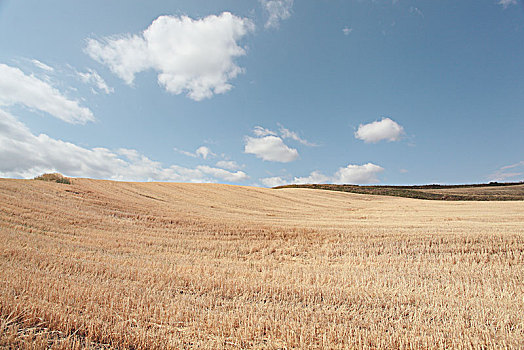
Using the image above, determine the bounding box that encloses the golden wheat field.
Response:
[0,178,523,349]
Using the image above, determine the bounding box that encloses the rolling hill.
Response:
[1,177,523,349]
[274,182,524,201]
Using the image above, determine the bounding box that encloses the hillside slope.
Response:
[1,178,523,349]
[275,183,524,200]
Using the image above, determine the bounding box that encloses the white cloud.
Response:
[245,125,312,163]
[86,12,254,101]
[31,59,54,72]
[260,0,293,29]
[292,163,384,185]
[293,171,331,185]
[498,0,517,9]
[196,165,249,182]
[409,6,424,18]
[216,160,243,171]
[86,34,149,86]
[342,27,353,36]
[260,176,288,187]
[278,124,316,146]
[253,124,315,146]
[77,69,114,94]
[260,163,384,187]
[245,135,299,162]
[195,146,215,159]
[333,163,384,184]
[174,148,198,158]
[500,161,524,170]
[0,63,94,124]
[0,110,249,183]
[253,125,278,137]
[489,161,524,182]
[355,117,404,143]
[175,146,216,159]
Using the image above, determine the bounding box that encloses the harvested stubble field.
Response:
[0,178,523,349]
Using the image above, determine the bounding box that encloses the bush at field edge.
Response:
[34,173,72,185]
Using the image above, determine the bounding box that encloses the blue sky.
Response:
[0,0,522,186]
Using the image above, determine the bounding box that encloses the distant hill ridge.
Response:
[274,182,524,201]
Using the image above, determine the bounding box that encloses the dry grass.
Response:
[0,178,523,349]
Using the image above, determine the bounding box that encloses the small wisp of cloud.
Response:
[489,161,524,182]
[216,160,243,171]
[253,126,278,137]
[498,0,517,9]
[31,59,54,72]
[175,146,216,160]
[260,0,293,29]
[77,69,114,94]
[342,27,353,36]
[278,123,317,146]
[409,6,425,18]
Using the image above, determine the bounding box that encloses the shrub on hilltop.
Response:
[34,173,72,184]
